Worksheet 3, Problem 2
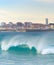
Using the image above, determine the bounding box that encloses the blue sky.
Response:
[0,0,54,23]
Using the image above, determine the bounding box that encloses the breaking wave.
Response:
[0,32,54,55]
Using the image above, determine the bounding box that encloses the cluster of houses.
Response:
[0,21,54,32]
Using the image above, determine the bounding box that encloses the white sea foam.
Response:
[41,48,54,54]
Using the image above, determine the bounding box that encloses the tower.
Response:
[46,18,48,25]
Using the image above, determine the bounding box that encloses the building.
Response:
[31,23,43,30]
[49,23,54,29]
[0,22,6,27]
[24,22,32,29]
[8,22,13,26]
[46,18,48,25]
[16,22,24,30]
[0,22,7,31]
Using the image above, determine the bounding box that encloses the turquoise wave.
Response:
[0,32,54,55]
[8,44,37,55]
[0,44,37,55]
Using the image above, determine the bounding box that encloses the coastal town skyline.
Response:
[0,18,54,32]
[0,18,54,24]
[0,0,54,23]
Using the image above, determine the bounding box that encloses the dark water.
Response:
[0,31,54,65]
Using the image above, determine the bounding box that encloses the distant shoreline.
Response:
[0,29,54,32]
[26,29,54,32]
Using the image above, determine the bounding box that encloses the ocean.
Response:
[0,31,54,65]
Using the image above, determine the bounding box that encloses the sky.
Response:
[0,0,54,23]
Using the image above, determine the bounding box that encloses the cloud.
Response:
[0,9,8,14]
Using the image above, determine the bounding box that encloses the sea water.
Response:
[0,31,54,65]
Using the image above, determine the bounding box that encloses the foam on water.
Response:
[41,48,54,54]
